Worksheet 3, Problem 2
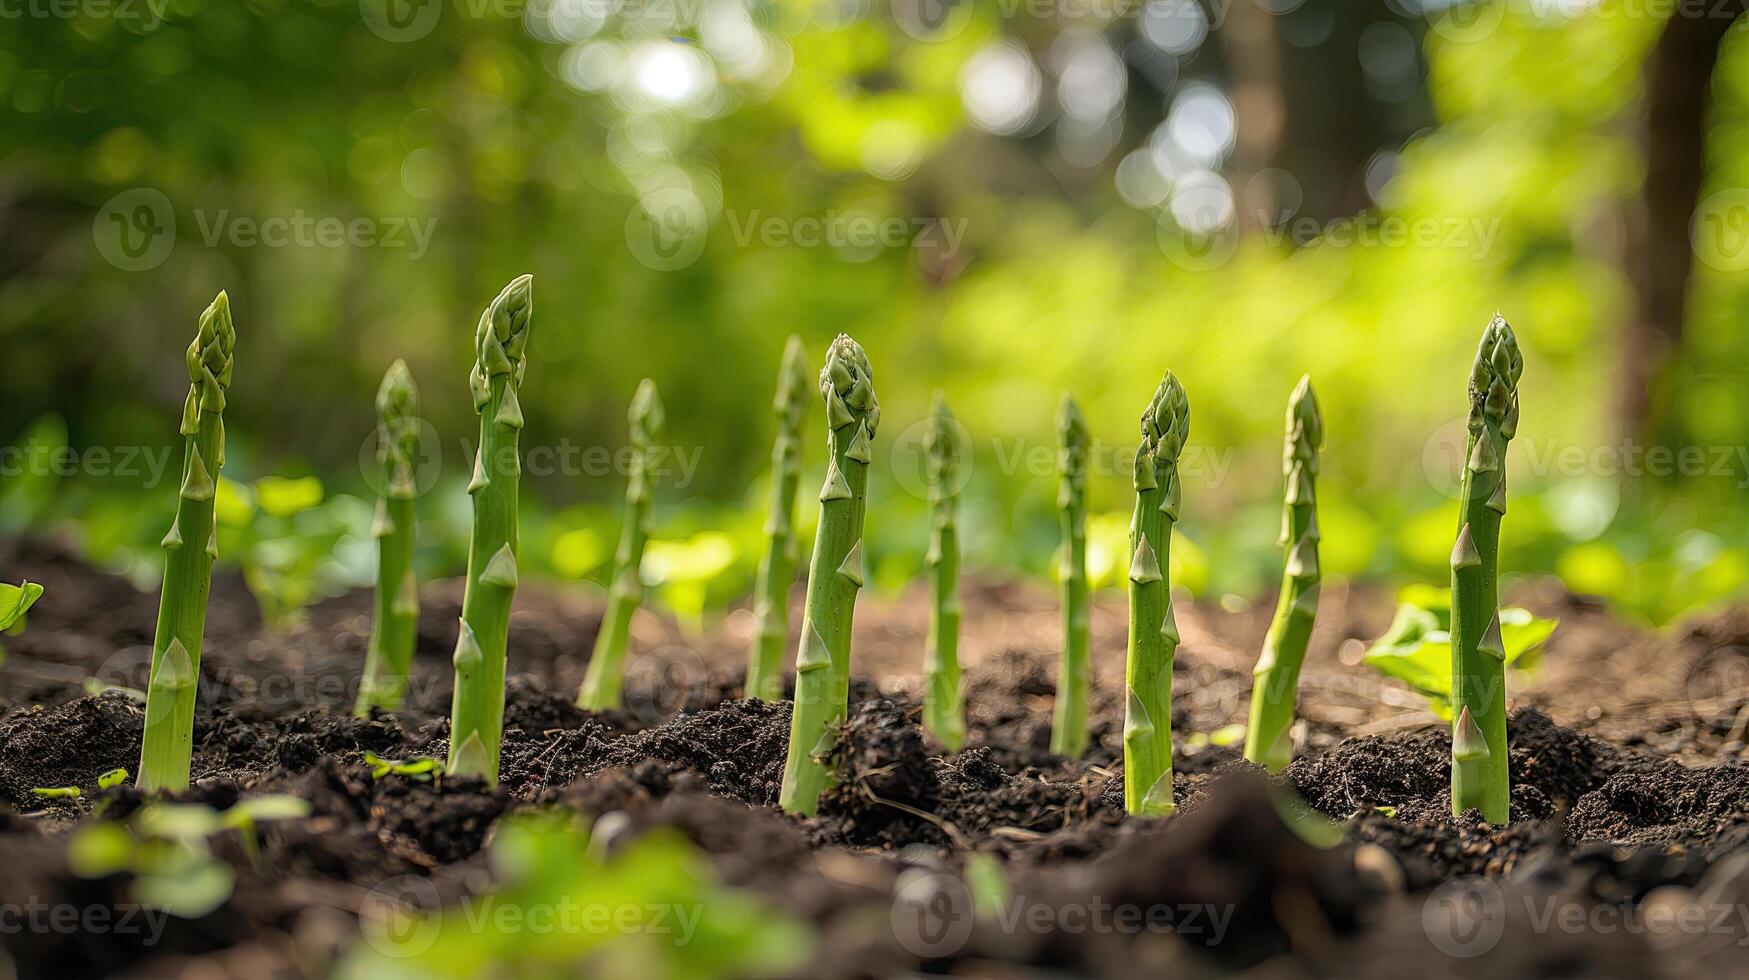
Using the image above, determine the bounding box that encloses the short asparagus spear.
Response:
[446,275,533,784]
[1244,376,1323,772]
[779,335,880,815]
[1050,394,1092,758]
[922,391,965,751]
[1123,373,1189,817]
[138,291,235,793]
[356,360,421,717]
[745,337,811,701]
[577,380,664,710]
[1450,314,1522,823]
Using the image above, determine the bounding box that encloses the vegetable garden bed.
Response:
[2,538,1746,979]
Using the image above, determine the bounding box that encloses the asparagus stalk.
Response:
[921,391,965,751]
[577,379,665,710]
[355,360,421,716]
[1243,376,1323,772]
[446,275,533,784]
[1123,372,1189,817]
[138,291,235,793]
[1450,314,1522,823]
[1050,394,1091,758]
[745,336,811,701]
[779,334,880,815]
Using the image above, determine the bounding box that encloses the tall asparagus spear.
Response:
[356,360,421,717]
[1050,394,1091,758]
[1450,314,1521,823]
[746,337,811,701]
[1243,376,1323,772]
[779,335,879,815]
[922,391,965,751]
[138,291,235,793]
[577,380,665,710]
[1123,372,1189,817]
[447,274,533,784]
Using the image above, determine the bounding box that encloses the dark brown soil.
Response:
[1,537,1747,979]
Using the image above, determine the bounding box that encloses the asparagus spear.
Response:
[1450,314,1522,823]
[921,391,965,751]
[577,380,665,710]
[1050,394,1091,758]
[746,337,811,701]
[1123,372,1189,817]
[779,334,879,815]
[446,274,533,784]
[1243,376,1323,772]
[355,360,421,716]
[138,291,235,793]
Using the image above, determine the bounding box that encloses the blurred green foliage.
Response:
[339,809,812,979]
[3,1,1748,625]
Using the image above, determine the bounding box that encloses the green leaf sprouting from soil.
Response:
[1363,586,1557,720]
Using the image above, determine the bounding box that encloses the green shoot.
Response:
[139,291,236,793]
[31,786,80,799]
[1123,372,1188,817]
[447,275,533,785]
[98,768,129,789]
[577,380,665,710]
[921,391,965,751]
[1050,394,1091,757]
[363,751,440,782]
[779,335,879,815]
[356,360,422,716]
[0,580,43,632]
[1450,315,1522,824]
[746,336,811,701]
[1244,376,1323,772]
[69,795,308,917]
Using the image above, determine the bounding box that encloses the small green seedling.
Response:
[31,786,80,799]
[139,291,236,794]
[0,580,43,632]
[68,794,309,918]
[578,380,665,711]
[1363,587,1556,719]
[340,809,812,977]
[1244,376,1323,773]
[746,336,811,701]
[98,768,129,789]
[1050,395,1091,758]
[1123,372,1189,817]
[780,335,880,816]
[357,361,422,716]
[921,391,965,752]
[448,275,533,785]
[363,751,439,782]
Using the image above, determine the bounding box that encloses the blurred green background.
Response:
[4,0,1748,626]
